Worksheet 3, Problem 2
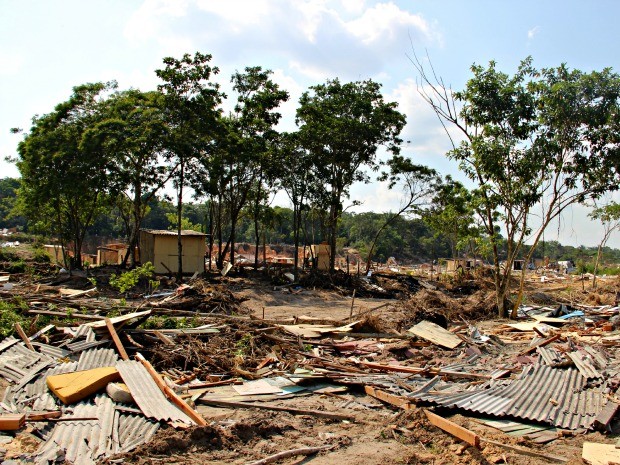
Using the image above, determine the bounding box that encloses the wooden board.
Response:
[407,321,462,349]
[424,409,480,448]
[582,442,620,465]
[0,413,25,431]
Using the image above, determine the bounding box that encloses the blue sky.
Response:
[1,0,619,247]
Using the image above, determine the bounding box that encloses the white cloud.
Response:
[527,26,540,40]
[345,2,436,45]
[0,50,24,76]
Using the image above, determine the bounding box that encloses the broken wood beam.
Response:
[199,398,355,421]
[481,437,568,463]
[518,334,561,356]
[359,361,491,380]
[135,353,206,426]
[424,409,480,448]
[14,323,35,351]
[105,318,129,360]
[365,386,414,410]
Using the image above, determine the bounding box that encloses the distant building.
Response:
[139,229,206,275]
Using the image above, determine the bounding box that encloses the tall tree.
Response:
[198,67,288,269]
[155,52,223,279]
[15,82,115,269]
[589,201,620,288]
[82,89,172,266]
[414,55,620,317]
[296,79,406,271]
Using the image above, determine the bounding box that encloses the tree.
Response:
[155,52,223,279]
[196,67,288,269]
[296,79,406,271]
[15,82,116,269]
[423,175,475,259]
[275,132,319,279]
[413,55,620,317]
[0,178,26,230]
[365,155,438,272]
[589,201,620,288]
[82,89,172,267]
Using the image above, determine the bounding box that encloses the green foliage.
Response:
[109,262,156,294]
[297,78,407,270]
[234,333,253,357]
[0,300,26,337]
[32,247,51,263]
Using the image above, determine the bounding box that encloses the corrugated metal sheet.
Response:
[566,351,603,382]
[35,394,115,465]
[77,348,118,371]
[31,342,71,359]
[411,364,606,429]
[117,412,159,453]
[4,361,79,412]
[66,339,109,353]
[537,346,565,366]
[141,229,206,236]
[0,336,20,353]
[0,342,52,383]
[116,360,193,425]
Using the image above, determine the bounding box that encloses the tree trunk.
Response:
[593,243,603,289]
[176,161,184,281]
[208,199,214,271]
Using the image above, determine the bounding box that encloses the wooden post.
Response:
[14,323,35,351]
[349,289,356,318]
[105,318,129,360]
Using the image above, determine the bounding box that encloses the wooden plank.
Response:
[424,409,480,448]
[407,321,462,349]
[364,386,413,410]
[153,331,174,346]
[14,323,35,351]
[582,442,620,465]
[359,361,491,380]
[105,318,129,361]
[518,334,561,356]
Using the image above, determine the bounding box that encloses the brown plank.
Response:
[0,413,25,431]
[424,409,480,448]
[105,318,129,360]
[364,386,414,410]
[518,334,561,356]
[14,323,35,351]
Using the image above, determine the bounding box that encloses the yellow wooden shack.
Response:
[308,243,330,271]
[139,229,206,275]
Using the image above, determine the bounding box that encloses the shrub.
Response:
[109,262,157,294]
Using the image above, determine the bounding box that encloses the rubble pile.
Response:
[0,271,620,463]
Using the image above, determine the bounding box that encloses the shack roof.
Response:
[140,229,206,237]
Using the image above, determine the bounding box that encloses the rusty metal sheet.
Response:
[412,364,607,430]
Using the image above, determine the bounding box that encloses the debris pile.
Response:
[0,272,620,463]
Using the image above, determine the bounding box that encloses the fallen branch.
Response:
[245,444,336,465]
[199,398,355,421]
[480,437,568,463]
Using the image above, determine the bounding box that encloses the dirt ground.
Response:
[2,270,620,464]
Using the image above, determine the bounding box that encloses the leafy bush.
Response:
[0,301,26,337]
[109,262,158,294]
[32,247,51,263]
